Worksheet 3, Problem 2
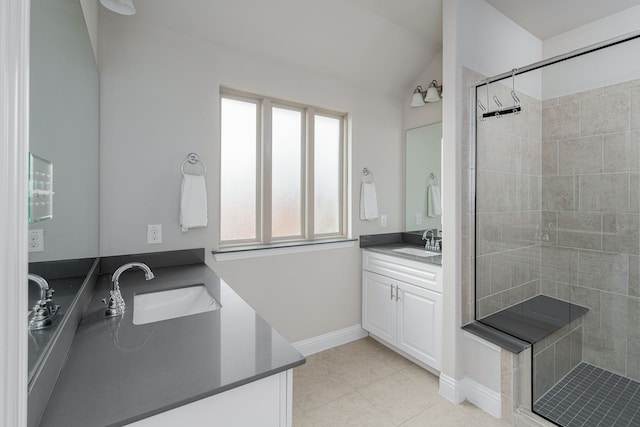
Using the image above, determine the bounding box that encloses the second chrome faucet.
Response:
[103,262,154,317]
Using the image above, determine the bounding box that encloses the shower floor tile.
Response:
[534,362,640,427]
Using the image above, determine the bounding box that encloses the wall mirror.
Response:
[28,0,99,383]
[405,122,442,232]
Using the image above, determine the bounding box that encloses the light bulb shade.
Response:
[410,88,426,107]
[100,0,136,15]
[425,84,441,103]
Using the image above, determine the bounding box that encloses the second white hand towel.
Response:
[426,183,442,217]
[180,173,208,232]
[360,182,379,221]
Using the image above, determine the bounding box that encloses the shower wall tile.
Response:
[580,92,630,136]
[556,282,572,302]
[541,211,557,245]
[533,345,555,402]
[630,256,640,297]
[521,138,542,175]
[540,279,557,298]
[557,211,602,251]
[569,285,601,332]
[476,171,517,212]
[476,212,501,255]
[631,87,640,131]
[475,255,491,299]
[554,333,572,383]
[604,131,639,173]
[501,280,539,309]
[570,327,583,369]
[627,337,640,382]
[600,292,632,337]
[558,136,603,174]
[542,175,576,211]
[477,128,521,174]
[542,142,558,175]
[582,328,626,375]
[490,252,512,294]
[578,250,629,294]
[603,213,640,255]
[502,211,540,250]
[542,101,580,142]
[579,173,630,213]
[477,294,502,319]
[631,173,639,213]
[540,246,578,284]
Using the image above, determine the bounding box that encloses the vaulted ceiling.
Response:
[122,0,640,98]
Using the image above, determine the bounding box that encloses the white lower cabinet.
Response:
[126,369,293,427]
[362,250,442,371]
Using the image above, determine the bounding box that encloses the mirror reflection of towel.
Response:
[427,184,441,217]
[180,174,208,232]
[360,182,379,221]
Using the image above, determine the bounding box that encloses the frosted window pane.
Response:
[220,98,257,241]
[272,107,302,237]
[314,115,341,234]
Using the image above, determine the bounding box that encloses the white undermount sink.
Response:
[133,284,221,325]
[392,247,441,257]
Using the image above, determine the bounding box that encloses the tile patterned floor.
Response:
[534,362,640,427]
[292,337,510,426]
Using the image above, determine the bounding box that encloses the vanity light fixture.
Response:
[100,0,136,15]
[410,79,443,107]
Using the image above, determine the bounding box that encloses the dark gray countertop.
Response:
[40,264,305,427]
[363,244,442,266]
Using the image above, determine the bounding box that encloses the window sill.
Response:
[213,238,357,261]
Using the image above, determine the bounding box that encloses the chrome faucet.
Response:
[422,228,440,251]
[103,262,154,317]
[28,273,60,330]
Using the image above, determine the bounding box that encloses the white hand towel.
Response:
[180,174,208,232]
[360,182,379,221]
[426,184,442,217]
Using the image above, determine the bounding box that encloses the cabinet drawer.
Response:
[362,250,441,293]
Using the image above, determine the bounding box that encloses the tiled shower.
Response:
[474,35,640,426]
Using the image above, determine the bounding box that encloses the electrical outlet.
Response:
[29,229,44,252]
[380,214,388,228]
[147,224,162,244]
[415,213,422,225]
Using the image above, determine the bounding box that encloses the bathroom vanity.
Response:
[360,234,442,372]
[38,250,304,427]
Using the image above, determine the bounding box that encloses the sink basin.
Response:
[392,247,440,257]
[133,284,221,325]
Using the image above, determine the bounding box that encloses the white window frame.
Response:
[219,89,348,248]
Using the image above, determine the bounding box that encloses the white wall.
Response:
[98,15,404,342]
[541,7,640,100]
[80,0,98,62]
[543,5,640,59]
[441,0,541,401]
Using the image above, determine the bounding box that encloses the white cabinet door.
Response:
[362,271,395,345]
[396,282,442,370]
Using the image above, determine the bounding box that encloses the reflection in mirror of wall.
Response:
[27,0,99,391]
[29,0,99,263]
[405,122,442,232]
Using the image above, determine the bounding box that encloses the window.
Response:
[220,90,347,247]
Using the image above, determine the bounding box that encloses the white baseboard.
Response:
[439,374,501,419]
[293,325,368,356]
[439,373,466,404]
[463,377,502,419]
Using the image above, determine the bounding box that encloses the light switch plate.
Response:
[380,214,388,228]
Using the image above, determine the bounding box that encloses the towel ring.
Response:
[181,153,207,176]
[362,167,375,183]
